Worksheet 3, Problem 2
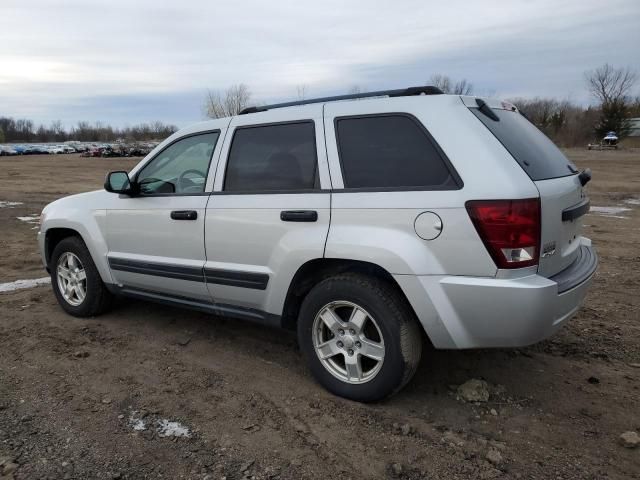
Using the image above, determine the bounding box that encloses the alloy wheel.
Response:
[312,301,385,384]
[56,252,87,306]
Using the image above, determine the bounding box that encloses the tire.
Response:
[50,236,113,317]
[297,273,422,402]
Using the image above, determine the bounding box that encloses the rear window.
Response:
[335,115,460,190]
[470,108,577,181]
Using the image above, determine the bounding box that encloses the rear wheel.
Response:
[298,273,422,402]
[50,236,113,317]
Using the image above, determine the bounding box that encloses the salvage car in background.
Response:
[0,146,19,156]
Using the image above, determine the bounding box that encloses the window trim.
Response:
[222,119,320,194]
[333,112,463,192]
[133,129,221,197]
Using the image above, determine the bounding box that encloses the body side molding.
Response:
[108,257,269,290]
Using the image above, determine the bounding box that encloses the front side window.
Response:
[224,122,318,192]
[335,115,459,189]
[136,132,219,195]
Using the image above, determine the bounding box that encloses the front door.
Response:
[105,130,223,302]
[204,106,332,317]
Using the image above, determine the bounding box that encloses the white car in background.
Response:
[0,146,19,156]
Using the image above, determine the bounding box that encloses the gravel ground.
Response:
[0,150,639,479]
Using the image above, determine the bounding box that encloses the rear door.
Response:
[465,97,587,276]
[204,106,331,316]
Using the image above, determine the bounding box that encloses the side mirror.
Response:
[104,171,132,194]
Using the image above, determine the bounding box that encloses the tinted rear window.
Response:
[335,115,460,190]
[224,121,318,192]
[471,108,576,181]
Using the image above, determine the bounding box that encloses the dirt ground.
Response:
[0,150,638,480]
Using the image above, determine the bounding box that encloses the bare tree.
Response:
[296,84,308,100]
[429,74,451,93]
[509,97,559,128]
[204,84,252,119]
[50,120,65,141]
[585,64,637,105]
[452,78,473,95]
[347,85,362,95]
[429,74,473,95]
[630,96,640,117]
[585,64,637,138]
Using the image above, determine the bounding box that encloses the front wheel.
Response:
[50,236,113,317]
[298,273,422,402]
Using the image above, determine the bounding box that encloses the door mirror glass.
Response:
[104,171,131,193]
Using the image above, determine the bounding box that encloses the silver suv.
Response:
[38,87,597,402]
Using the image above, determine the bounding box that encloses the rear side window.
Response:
[335,115,460,190]
[224,121,318,192]
[470,108,576,181]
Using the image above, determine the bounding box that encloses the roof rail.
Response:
[239,85,443,115]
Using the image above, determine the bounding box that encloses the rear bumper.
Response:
[396,241,598,349]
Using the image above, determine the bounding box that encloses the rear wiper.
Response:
[475,98,499,121]
[578,168,592,186]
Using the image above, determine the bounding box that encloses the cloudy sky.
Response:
[1,0,639,128]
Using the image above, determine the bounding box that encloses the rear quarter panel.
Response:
[323,95,538,277]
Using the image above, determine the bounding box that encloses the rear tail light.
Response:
[466,198,540,269]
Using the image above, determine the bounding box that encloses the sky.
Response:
[1,0,639,128]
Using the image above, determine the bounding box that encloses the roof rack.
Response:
[239,85,443,115]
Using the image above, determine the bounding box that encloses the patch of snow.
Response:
[127,410,147,431]
[129,417,147,431]
[156,419,191,438]
[0,201,23,208]
[589,206,631,217]
[624,198,640,206]
[0,277,50,293]
[17,215,39,224]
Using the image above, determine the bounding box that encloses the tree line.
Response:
[2,64,637,148]
[203,64,639,147]
[0,118,178,144]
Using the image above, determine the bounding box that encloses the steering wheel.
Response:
[178,169,207,192]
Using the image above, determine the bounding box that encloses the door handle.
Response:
[280,210,318,222]
[170,210,198,220]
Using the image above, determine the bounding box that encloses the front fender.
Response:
[40,190,114,284]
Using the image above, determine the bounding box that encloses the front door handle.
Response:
[170,210,198,220]
[280,210,318,222]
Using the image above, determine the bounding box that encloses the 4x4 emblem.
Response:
[542,242,556,258]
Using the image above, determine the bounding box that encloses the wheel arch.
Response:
[281,258,427,341]
[43,225,113,285]
[45,227,84,269]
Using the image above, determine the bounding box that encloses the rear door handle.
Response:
[280,210,318,222]
[170,210,197,220]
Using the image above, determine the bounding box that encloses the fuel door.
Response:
[414,211,443,240]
